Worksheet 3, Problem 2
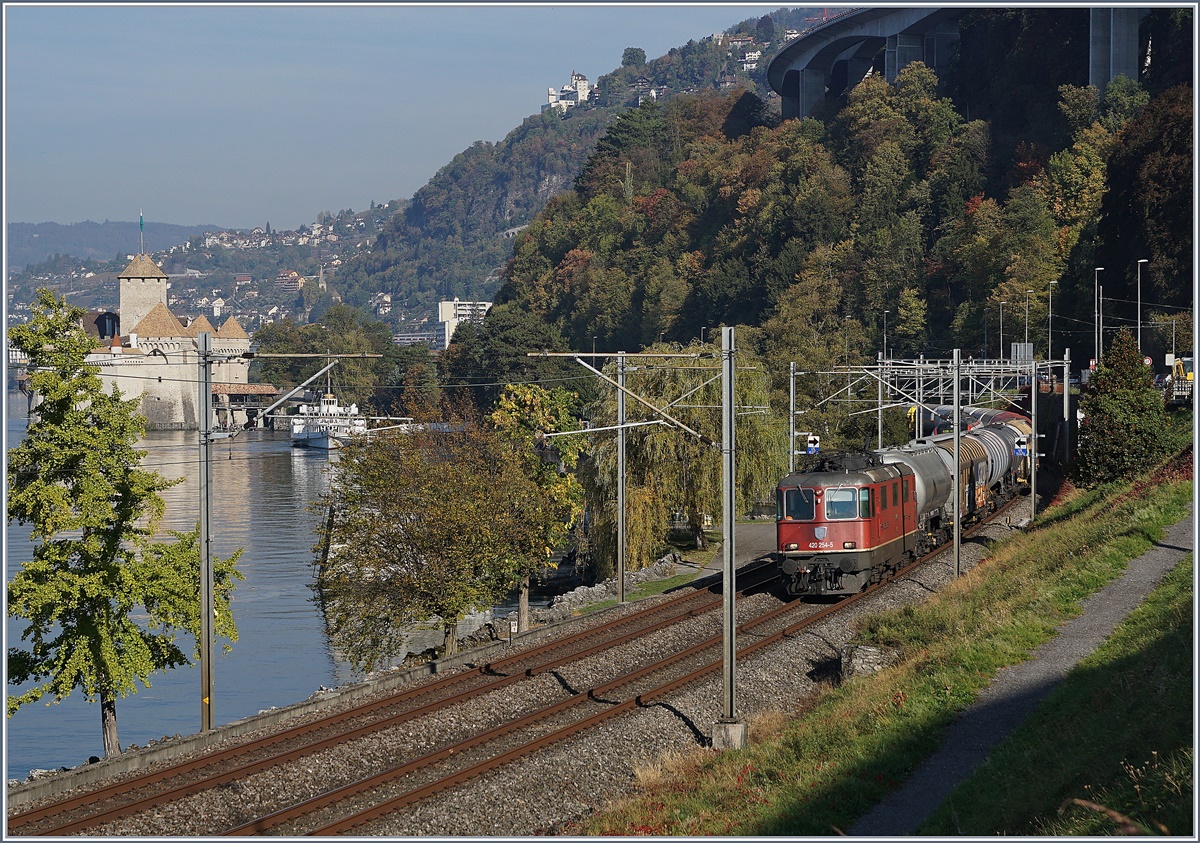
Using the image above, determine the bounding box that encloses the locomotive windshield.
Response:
[777,487,815,521]
[825,488,859,520]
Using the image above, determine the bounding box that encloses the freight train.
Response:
[774,408,1033,596]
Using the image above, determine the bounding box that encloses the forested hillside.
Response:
[329,8,813,318]
[448,8,1191,430]
[333,108,618,314]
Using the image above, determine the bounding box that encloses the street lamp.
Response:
[1093,267,1104,365]
[1048,280,1057,360]
[1137,259,1149,349]
[1025,290,1032,348]
[701,326,707,345]
[882,310,890,359]
[999,301,1006,359]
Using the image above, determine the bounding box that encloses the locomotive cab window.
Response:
[859,487,872,518]
[825,488,859,520]
[777,487,815,521]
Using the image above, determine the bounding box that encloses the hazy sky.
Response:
[5,2,786,231]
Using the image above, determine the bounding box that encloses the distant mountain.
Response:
[6,220,221,270]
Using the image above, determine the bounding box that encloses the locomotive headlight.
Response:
[785,543,799,551]
[843,541,857,549]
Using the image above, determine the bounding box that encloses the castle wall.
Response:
[92,342,251,430]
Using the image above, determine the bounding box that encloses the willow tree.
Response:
[583,336,785,575]
[7,290,242,758]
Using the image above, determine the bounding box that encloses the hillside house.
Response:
[544,70,593,113]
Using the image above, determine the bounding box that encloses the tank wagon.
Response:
[774,409,1032,596]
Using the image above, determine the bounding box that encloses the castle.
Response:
[84,254,274,430]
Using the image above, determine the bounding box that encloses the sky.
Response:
[5,2,787,232]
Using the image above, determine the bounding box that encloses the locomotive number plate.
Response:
[808,541,836,549]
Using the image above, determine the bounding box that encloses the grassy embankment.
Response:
[574,447,1193,836]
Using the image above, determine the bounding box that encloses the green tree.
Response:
[622,46,646,67]
[755,14,775,43]
[7,290,241,757]
[489,384,586,630]
[1073,329,1174,485]
[761,244,879,451]
[315,422,539,664]
[439,304,578,412]
[251,305,398,413]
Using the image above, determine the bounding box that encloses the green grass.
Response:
[578,571,705,615]
[575,451,1193,837]
[921,554,1193,836]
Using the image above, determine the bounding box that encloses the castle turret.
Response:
[118,254,169,335]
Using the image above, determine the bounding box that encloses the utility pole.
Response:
[713,326,746,750]
[1030,356,1038,524]
[195,346,383,728]
[788,361,796,474]
[1063,348,1072,465]
[876,351,883,449]
[1137,259,1149,349]
[952,349,961,577]
[617,353,626,604]
[197,332,216,732]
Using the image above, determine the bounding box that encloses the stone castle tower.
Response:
[118,253,169,335]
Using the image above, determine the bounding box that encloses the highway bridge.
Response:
[768,7,1147,119]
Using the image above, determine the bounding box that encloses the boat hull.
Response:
[291,430,343,450]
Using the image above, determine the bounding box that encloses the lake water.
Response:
[4,390,538,783]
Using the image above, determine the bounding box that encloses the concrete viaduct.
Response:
[768,7,1148,119]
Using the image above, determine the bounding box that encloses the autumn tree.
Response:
[315,421,544,665]
[1073,329,1174,485]
[489,384,585,630]
[7,290,241,757]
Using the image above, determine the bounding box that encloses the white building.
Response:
[394,298,494,350]
[82,254,268,430]
[544,70,593,113]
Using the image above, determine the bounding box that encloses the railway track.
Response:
[9,499,1022,836]
[270,499,1023,837]
[7,559,778,836]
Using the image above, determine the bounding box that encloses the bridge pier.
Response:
[885,33,924,82]
[1089,7,1143,91]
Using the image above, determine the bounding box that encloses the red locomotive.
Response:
[775,410,1032,596]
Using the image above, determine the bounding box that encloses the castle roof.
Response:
[131,301,187,338]
[215,316,249,340]
[186,315,216,336]
[120,253,168,279]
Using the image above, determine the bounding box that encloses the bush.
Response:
[1073,329,1174,485]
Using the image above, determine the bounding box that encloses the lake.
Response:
[5,390,524,782]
